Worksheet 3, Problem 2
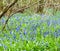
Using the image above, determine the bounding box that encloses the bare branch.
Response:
[2,0,41,31]
[0,0,18,19]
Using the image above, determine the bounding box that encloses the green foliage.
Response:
[0,11,60,51]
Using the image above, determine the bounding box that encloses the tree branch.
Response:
[2,0,42,31]
[0,0,18,19]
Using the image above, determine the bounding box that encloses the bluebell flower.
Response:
[54,29,60,38]
[59,34,60,37]
[1,19,5,24]
[7,36,10,40]
[10,31,13,34]
[52,20,57,25]
[54,31,59,38]
[4,34,10,40]
[16,17,20,21]
[44,31,49,37]
[10,31,12,34]
[57,18,60,24]
[20,34,23,38]
[24,30,27,35]
[57,29,60,33]
[4,34,7,37]
[47,20,51,26]
[33,30,37,34]
[13,35,16,39]
[30,37,36,41]
[20,22,22,26]
[16,26,20,31]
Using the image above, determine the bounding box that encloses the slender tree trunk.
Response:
[36,0,44,14]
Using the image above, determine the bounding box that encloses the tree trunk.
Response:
[37,0,44,14]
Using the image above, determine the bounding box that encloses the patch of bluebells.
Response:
[47,20,51,26]
[0,13,60,50]
[54,29,60,38]
[44,31,49,37]
[57,29,60,33]
[1,14,60,38]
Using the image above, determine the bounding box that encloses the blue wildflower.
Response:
[52,20,57,25]
[44,31,49,37]
[47,20,51,26]
[54,31,59,38]
[57,29,60,33]
[20,34,23,38]
[1,19,5,24]
[30,37,36,41]
[10,31,13,34]
[13,35,16,39]
[4,34,7,37]
[16,26,20,31]
[24,28,27,35]
[54,29,60,38]
[20,22,22,26]
[24,30,27,35]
